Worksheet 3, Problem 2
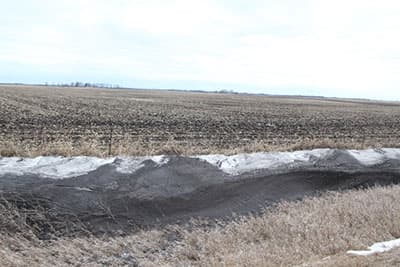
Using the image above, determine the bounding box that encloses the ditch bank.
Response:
[1,149,400,237]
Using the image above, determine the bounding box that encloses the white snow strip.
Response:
[0,156,115,179]
[347,149,386,165]
[196,149,332,175]
[1,148,400,178]
[347,238,400,256]
[0,155,170,179]
[198,148,400,175]
[381,148,400,160]
[347,148,400,166]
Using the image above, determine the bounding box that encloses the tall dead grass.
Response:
[2,185,400,266]
[152,185,400,267]
[300,246,400,267]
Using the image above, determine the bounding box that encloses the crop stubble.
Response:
[1,85,400,156]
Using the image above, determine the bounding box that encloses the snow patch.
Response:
[115,158,146,174]
[347,238,400,256]
[2,148,400,178]
[198,148,400,175]
[197,149,331,175]
[347,149,386,165]
[74,187,93,192]
[115,156,169,174]
[347,148,400,166]
[0,156,115,179]
[0,155,170,179]
[381,148,400,160]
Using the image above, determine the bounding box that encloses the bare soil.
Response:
[1,85,400,156]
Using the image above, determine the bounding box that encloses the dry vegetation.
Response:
[1,85,400,157]
[2,185,400,266]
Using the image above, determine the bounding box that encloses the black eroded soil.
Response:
[1,155,400,238]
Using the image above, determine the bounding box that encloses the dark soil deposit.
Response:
[1,150,400,238]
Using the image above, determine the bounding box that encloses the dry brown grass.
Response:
[2,185,400,266]
[152,185,400,267]
[2,135,400,158]
[299,247,400,267]
[2,85,400,157]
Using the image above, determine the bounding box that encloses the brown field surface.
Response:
[1,84,400,156]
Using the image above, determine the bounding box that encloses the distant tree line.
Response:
[214,89,238,94]
[43,82,121,89]
[41,82,241,94]
[167,88,239,94]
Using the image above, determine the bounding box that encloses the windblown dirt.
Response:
[1,149,400,237]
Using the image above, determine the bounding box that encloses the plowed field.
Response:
[1,84,400,156]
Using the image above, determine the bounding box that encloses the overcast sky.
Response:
[1,0,400,100]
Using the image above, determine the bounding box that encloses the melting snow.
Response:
[196,149,332,175]
[116,156,169,174]
[0,156,115,179]
[347,149,386,165]
[347,238,400,256]
[198,148,400,175]
[115,158,146,174]
[0,155,169,179]
[1,148,400,178]
[347,148,400,166]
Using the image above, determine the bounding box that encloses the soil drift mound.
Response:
[1,149,400,236]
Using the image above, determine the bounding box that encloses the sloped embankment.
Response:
[1,149,400,236]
